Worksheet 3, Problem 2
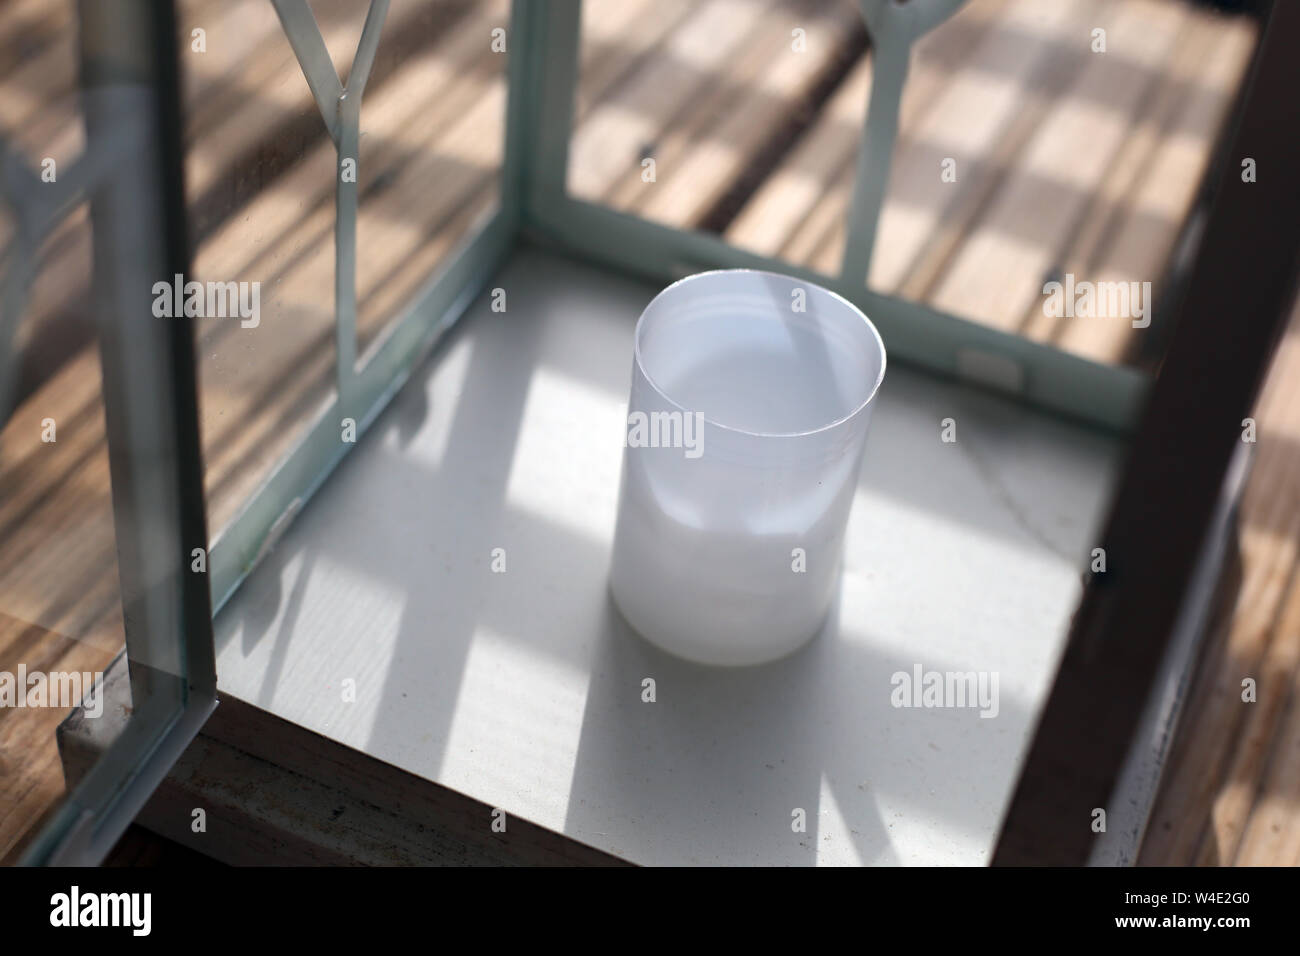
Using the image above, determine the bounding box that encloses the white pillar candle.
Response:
[609,270,886,666]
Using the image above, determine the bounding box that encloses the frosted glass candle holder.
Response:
[609,270,886,666]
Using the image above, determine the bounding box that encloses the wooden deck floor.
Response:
[0,0,1282,864]
[1141,298,1300,866]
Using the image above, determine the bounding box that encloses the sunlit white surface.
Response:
[214,248,1121,865]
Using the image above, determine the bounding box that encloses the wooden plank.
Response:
[926,0,1186,329]
[0,735,66,863]
[726,52,873,260]
[179,0,331,196]
[575,0,698,119]
[0,355,121,653]
[884,0,1105,301]
[353,0,514,346]
[866,0,1098,292]
[723,0,1012,259]
[1017,12,1218,349]
[1050,12,1257,363]
[0,0,72,59]
[181,0,487,226]
[610,0,863,228]
[736,0,1103,285]
[0,612,120,863]
[0,351,124,863]
[0,0,81,167]
[1191,323,1300,865]
[1140,309,1300,866]
[567,0,785,202]
[353,0,683,341]
[1230,565,1300,866]
[9,211,93,365]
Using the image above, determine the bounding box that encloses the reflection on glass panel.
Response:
[570,0,866,235]
[0,0,126,860]
[573,0,1256,373]
[867,0,1256,370]
[0,209,128,864]
[355,0,506,356]
[179,0,339,536]
[180,0,508,534]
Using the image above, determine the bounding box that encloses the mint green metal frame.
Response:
[8,0,218,865]
[208,0,524,610]
[209,0,1150,614]
[515,0,1149,432]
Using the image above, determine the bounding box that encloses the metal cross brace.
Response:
[269,0,390,404]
